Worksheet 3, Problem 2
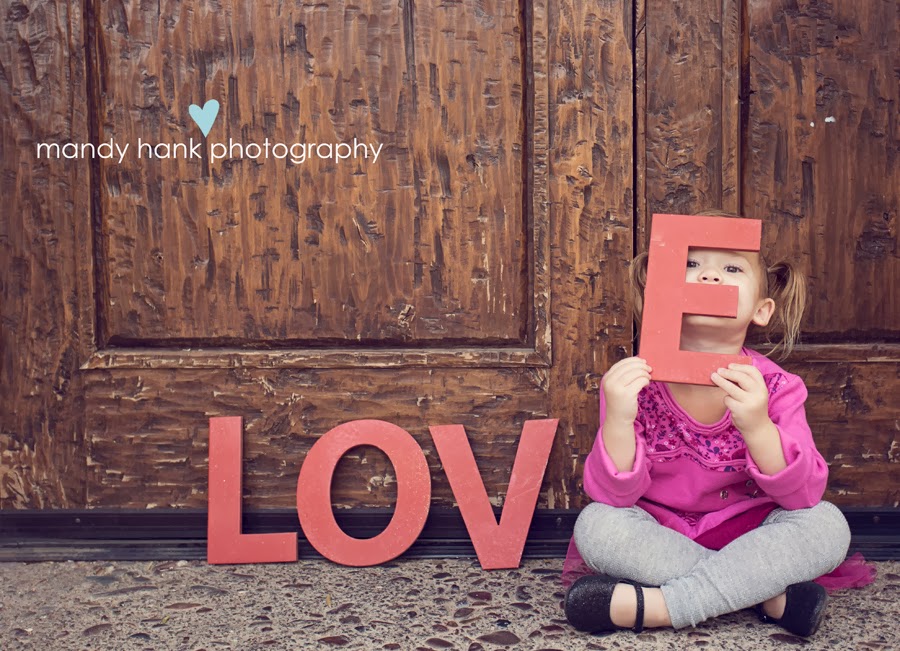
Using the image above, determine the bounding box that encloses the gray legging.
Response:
[572,501,851,629]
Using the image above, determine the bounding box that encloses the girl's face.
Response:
[683,248,775,334]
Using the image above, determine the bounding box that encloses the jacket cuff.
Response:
[583,431,650,504]
[746,435,824,509]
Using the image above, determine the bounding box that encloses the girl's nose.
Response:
[698,268,722,283]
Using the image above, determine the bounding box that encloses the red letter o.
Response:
[296,420,431,566]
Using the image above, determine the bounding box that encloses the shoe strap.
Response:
[756,602,776,624]
[625,580,645,634]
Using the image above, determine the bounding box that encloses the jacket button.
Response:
[720,490,729,499]
[746,480,754,487]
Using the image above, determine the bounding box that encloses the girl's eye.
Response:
[687,260,699,268]
[725,265,743,273]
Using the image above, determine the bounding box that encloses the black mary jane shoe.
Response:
[564,575,647,634]
[756,581,828,637]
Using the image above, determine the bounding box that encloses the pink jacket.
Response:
[583,348,829,540]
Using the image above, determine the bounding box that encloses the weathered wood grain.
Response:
[82,358,899,508]
[745,0,899,337]
[790,360,900,507]
[637,0,742,241]
[743,1,899,504]
[83,367,555,508]
[3,0,896,516]
[546,0,635,507]
[96,0,530,346]
[754,343,900,364]
[79,0,635,511]
[80,346,551,370]
[0,0,92,508]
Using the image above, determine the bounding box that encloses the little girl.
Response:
[564,213,854,637]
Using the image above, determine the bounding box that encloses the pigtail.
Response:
[629,251,650,328]
[763,260,808,359]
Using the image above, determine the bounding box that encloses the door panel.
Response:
[636,0,743,227]
[745,1,899,338]
[98,0,528,345]
[1,0,92,509]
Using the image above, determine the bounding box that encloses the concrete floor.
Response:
[1,558,897,651]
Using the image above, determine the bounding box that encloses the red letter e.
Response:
[639,213,761,385]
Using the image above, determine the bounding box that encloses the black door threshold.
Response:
[2,508,898,562]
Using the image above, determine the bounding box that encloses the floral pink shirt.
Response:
[583,348,829,540]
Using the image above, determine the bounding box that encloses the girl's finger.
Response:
[619,364,650,379]
[727,363,762,379]
[714,366,757,390]
[616,372,652,393]
[614,357,651,371]
[606,358,651,381]
[623,374,652,391]
[627,376,652,393]
[710,372,746,399]
[617,367,652,388]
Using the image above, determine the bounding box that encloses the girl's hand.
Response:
[602,356,652,424]
[710,363,772,439]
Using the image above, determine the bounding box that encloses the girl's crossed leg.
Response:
[572,501,851,630]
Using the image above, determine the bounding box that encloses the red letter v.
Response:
[430,419,558,570]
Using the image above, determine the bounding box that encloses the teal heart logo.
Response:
[189,99,220,137]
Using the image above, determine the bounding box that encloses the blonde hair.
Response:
[629,210,807,359]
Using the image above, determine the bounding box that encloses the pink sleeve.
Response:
[745,373,829,509]
[582,386,652,506]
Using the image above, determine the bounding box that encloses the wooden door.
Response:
[1,0,634,512]
[3,0,895,519]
